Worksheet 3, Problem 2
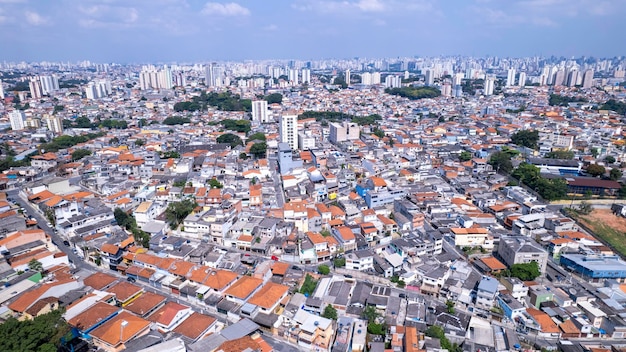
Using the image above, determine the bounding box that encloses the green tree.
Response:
[367,322,386,336]
[135,139,145,146]
[489,151,513,173]
[586,163,606,177]
[577,201,593,215]
[322,304,338,320]
[605,156,616,164]
[446,300,455,314]
[317,264,330,275]
[165,199,197,229]
[511,129,539,149]
[216,133,243,148]
[264,93,283,104]
[591,148,600,158]
[71,149,92,161]
[362,306,380,323]
[300,274,318,296]
[509,262,541,280]
[372,128,385,138]
[385,86,441,100]
[459,151,472,162]
[239,152,248,160]
[247,132,267,142]
[161,150,181,159]
[333,257,346,268]
[163,116,191,125]
[28,259,43,273]
[250,142,267,158]
[208,178,223,189]
[511,163,540,183]
[0,310,70,352]
[610,168,623,181]
[114,208,135,230]
[109,137,120,145]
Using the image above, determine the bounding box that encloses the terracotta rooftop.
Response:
[224,276,263,300]
[67,301,120,331]
[106,281,143,303]
[172,312,216,341]
[124,291,166,317]
[83,272,118,290]
[147,301,190,326]
[90,311,150,346]
[247,282,289,310]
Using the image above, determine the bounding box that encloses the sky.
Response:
[0,0,624,63]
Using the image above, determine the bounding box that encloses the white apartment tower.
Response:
[582,69,594,88]
[251,100,270,123]
[484,75,495,96]
[279,113,299,150]
[29,79,43,99]
[345,69,351,86]
[506,68,516,86]
[288,69,299,85]
[0,79,4,99]
[301,69,311,84]
[517,72,526,87]
[9,110,26,131]
[45,115,64,134]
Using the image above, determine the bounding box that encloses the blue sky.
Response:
[0,0,624,62]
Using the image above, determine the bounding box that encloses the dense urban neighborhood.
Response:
[1,56,626,352]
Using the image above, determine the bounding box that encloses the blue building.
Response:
[559,254,626,282]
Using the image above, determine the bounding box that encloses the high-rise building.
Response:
[0,79,4,99]
[425,69,434,86]
[506,68,516,87]
[9,110,25,131]
[45,115,64,134]
[345,69,351,86]
[384,75,401,88]
[484,75,495,96]
[279,113,299,150]
[301,69,311,84]
[29,79,43,99]
[553,70,565,86]
[329,121,360,144]
[288,69,299,85]
[251,100,269,123]
[582,69,594,89]
[205,64,224,87]
[453,73,464,86]
[566,70,578,87]
[517,72,527,87]
[441,82,452,97]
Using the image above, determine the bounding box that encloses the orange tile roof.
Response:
[526,307,560,333]
[271,262,290,276]
[68,301,120,330]
[90,311,150,346]
[172,312,216,341]
[369,176,387,187]
[124,291,166,316]
[479,256,507,271]
[100,243,120,255]
[559,319,580,334]
[247,282,289,310]
[106,281,143,302]
[224,276,263,299]
[84,272,118,290]
[336,226,355,241]
[202,269,238,290]
[147,301,190,326]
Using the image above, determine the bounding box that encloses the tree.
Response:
[333,257,346,268]
[239,152,248,160]
[591,148,600,158]
[71,149,92,161]
[250,142,267,158]
[372,128,385,138]
[509,262,541,281]
[605,156,616,164]
[511,129,539,149]
[264,93,283,104]
[165,199,197,229]
[317,264,330,275]
[446,300,455,314]
[300,274,318,296]
[577,201,593,215]
[135,139,145,146]
[163,116,191,125]
[489,151,513,173]
[586,163,606,177]
[610,168,623,181]
[322,304,338,320]
[28,259,43,273]
[385,86,441,100]
[367,322,386,336]
[459,151,472,162]
[247,132,267,142]
[216,133,243,148]
[109,137,120,145]
[0,310,70,352]
[362,306,380,324]
[161,150,181,159]
[114,208,135,230]
[208,178,223,189]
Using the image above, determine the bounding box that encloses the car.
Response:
[399,293,407,299]
[127,277,136,283]
[63,240,70,246]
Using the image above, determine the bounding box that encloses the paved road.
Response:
[268,153,285,208]
[7,189,86,269]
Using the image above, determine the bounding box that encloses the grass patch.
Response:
[567,209,626,258]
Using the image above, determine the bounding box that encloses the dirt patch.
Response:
[584,209,626,233]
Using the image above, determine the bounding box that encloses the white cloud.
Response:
[356,0,385,12]
[77,5,139,28]
[262,24,278,31]
[201,2,250,16]
[24,10,50,25]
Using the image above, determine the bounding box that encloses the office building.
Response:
[279,113,299,150]
[251,100,270,123]
[425,69,434,86]
[582,69,594,88]
[9,110,26,131]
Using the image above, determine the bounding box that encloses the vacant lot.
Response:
[570,209,626,257]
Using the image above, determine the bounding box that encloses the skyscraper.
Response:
[345,69,351,86]
[251,100,269,123]
[288,69,299,85]
[425,69,434,86]
[506,69,516,86]
[279,113,299,150]
[582,69,594,89]
[517,72,526,87]
[553,70,565,86]
[301,69,311,84]
[484,75,495,96]
[9,110,26,131]
[29,79,42,99]
[0,79,4,99]
[205,64,224,87]
[566,70,578,87]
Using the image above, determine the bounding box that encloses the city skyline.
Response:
[1,0,625,63]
